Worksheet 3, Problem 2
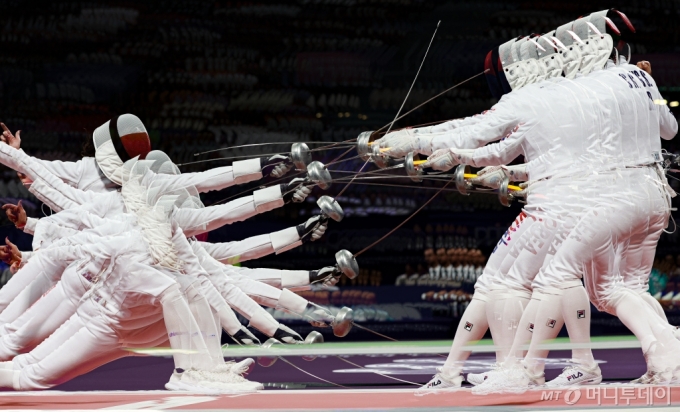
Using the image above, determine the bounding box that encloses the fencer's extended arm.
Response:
[29,178,81,212]
[150,158,263,194]
[19,153,84,188]
[229,266,311,290]
[23,217,38,235]
[30,210,131,252]
[197,226,300,264]
[0,143,95,211]
[449,120,534,168]
[171,185,284,238]
[378,98,520,158]
[415,107,505,134]
[425,107,520,154]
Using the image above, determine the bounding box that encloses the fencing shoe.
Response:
[415,367,463,395]
[630,370,673,385]
[166,369,193,391]
[180,368,262,393]
[472,363,544,395]
[546,363,602,387]
[467,363,503,386]
[215,358,256,377]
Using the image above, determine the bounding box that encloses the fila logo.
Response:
[566,371,583,381]
[577,310,585,319]
[428,379,442,388]
[527,323,534,333]
[464,322,473,331]
[546,319,557,328]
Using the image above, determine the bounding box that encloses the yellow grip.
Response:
[414,167,522,191]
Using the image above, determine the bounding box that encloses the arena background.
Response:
[0,0,678,348]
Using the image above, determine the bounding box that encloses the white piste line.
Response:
[193,339,640,357]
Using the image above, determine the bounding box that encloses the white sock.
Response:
[185,285,224,365]
[561,286,596,368]
[443,295,489,376]
[160,285,213,371]
[524,291,564,376]
[507,295,540,361]
[486,289,507,361]
[499,292,530,363]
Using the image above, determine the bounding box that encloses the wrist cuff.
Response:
[280,270,311,289]
[277,289,308,315]
[233,158,263,184]
[270,227,301,254]
[253,185,284,213]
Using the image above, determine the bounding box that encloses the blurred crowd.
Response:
[651,254,680,308]
[395,247,484,287]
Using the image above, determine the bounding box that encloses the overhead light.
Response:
[670,101,679,108]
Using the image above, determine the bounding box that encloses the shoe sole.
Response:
[168,381,223,394]
[166,381,201,392]
[546,375,602,387]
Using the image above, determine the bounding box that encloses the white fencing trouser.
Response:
[0,249,119,359]
[616,174,670,321]
[476,210,534,296]
[588,169,680,370]
[501,178,591,365]
[483,210,537,360]
[523,170,660,374]
[490,209,560,361]
[11,305,123,390]
[440,210,534,374]
[547,169,659,312]
[0,260,171,360]
[9,281,216,390]
[0,246,80,322]
[173,275,224,365]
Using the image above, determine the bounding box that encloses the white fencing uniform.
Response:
[198,225,300,265]
[25,153,264,194]
[192,243,309,332]
[434,63,678,384]
[4,233,182,390]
